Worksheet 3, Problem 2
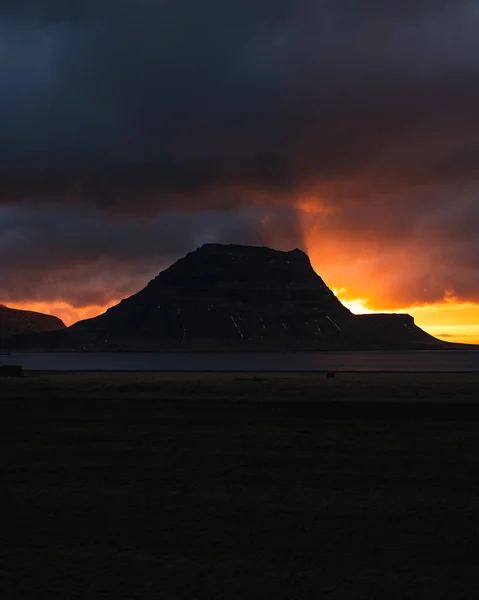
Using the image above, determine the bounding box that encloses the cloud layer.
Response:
[1,0,479,314]
[0,204,304,306]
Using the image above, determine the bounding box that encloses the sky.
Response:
[1,0,479,343]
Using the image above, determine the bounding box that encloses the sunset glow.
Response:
[5,301,119,328]
[5,205,479,346]
[7,291,479,346]
[334,294,479,345]
[298,201,479,344]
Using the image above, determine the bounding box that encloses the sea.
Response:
[1,350,479,372]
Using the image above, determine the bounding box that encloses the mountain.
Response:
[0,304,65,339]
[5,244,445,351]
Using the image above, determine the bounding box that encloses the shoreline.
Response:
[4,344,479,353]
[8,368,479,375]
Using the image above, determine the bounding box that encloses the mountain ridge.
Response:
[0,304,66,339]
[5,244,446,351]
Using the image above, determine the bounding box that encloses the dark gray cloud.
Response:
[0,204,304,306]
[1,0,479,312]
[1,0,478,207]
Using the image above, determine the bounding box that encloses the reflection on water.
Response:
[1,351,479,372]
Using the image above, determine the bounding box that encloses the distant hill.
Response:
[0,304,65,339]
[5,244,446,351]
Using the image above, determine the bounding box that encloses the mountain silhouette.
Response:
[6,244,444,350]
[0,304,65,339]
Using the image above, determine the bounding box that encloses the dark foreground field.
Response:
[3,372,479,598]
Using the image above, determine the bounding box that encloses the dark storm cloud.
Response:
[1,0,478,208]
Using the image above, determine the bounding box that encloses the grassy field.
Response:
[3,372,479,598]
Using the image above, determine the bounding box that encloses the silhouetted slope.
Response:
[0,304,65,339]
[6,244,445,350]
[72,244,353,349]
[352,314,443,348]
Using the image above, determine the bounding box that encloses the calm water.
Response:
[1,350,479,372]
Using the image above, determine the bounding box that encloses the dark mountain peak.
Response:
[145,243,319,295]
[195,242,307,257]
[199,243,311,266]
[173,243,310,265]
[177,243,310,266]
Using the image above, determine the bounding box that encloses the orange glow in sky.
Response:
[336,295,479,345]
[5,199,479,346]
[298,200,479,345]
[6,301,119,328]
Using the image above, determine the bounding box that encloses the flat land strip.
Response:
[3,372,479,598]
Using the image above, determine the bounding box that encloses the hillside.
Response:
[0,304,65,339]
